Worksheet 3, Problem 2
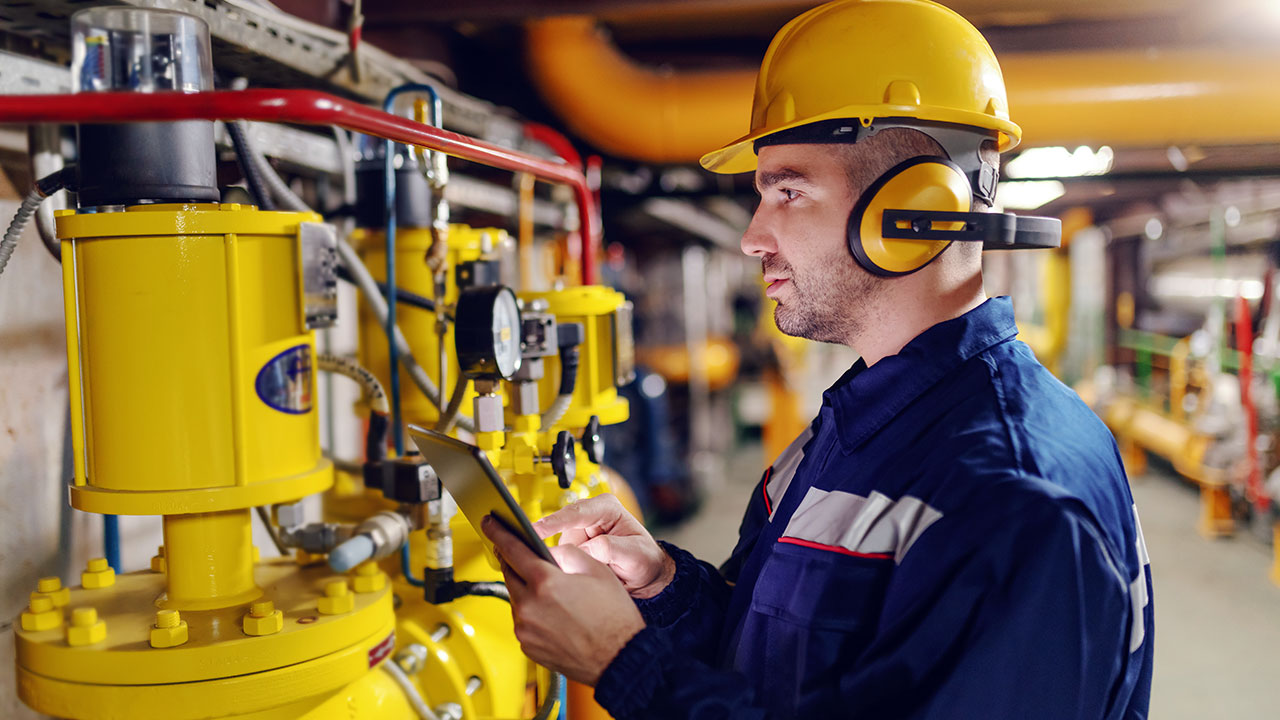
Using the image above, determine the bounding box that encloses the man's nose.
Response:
[740,209,776,258]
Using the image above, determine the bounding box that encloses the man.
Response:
[483,1,1154,717]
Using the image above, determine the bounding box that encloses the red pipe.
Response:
[1235,295,1267,512]
[0,89,600,283]
[523,121,583,171]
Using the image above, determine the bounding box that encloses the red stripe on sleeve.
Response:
[762,466,773,515]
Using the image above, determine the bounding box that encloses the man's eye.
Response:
[780,188,799,202]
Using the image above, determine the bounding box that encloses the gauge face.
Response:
[456,285,523,380]
[492,288,522,379]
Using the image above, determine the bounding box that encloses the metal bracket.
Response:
[298,222,338,328]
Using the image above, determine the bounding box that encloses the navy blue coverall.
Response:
[593,297,1154,719]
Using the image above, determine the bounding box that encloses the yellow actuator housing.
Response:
[16,203,398,720]
[58,203,332,513]
[522,286,634,429]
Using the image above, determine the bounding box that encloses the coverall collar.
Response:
[826,295,1019,453]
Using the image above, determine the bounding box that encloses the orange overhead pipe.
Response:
[526,17,753,164]
[526,16,1280,163]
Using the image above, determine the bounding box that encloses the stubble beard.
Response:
[765,252,881,345]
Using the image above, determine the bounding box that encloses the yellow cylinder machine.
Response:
[12,7,638,720]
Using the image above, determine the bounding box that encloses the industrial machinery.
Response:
[4,6,635,718]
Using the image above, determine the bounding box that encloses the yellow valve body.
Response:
[55,204,333,516]
[353,225,503,426]
[522,286,632,428]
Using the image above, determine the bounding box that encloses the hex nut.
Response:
[35,576,71,607]
[150,610,189,648]
[67,607,106,646]
[352,562,387,593]
[20,595,62,632]
[243,601,283,636]
[275,501,307,529]
[317,580,354,615]
[82,558,116,589]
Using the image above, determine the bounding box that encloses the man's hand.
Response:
[534,494,676,599]
[481,514,645,686]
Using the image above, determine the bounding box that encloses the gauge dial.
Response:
[491,288,521,379]
[455,285,523,380]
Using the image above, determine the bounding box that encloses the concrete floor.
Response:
[656,448,1280,718]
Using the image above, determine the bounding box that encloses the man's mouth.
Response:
[765,277,789,296]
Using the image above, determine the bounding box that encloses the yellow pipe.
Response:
[1170,337,1190,421]
[526,16,1280,162]
[162,510,259,610]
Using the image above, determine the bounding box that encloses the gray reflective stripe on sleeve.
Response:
[765,426,815,521]
[1129,503,1151,653]
[780,486,943,563]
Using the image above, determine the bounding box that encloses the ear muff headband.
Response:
[848,156,973,277]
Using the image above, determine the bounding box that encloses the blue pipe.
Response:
[381,82,443,457]
[103,514,120,571]
[400,542,425,587]
[558,678,568,720]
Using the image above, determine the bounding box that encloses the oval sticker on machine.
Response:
[255,345,313,414]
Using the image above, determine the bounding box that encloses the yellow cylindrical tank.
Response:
[522,286,632,428]
[56,203,333,515]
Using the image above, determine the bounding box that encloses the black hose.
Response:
[456,581,510,602]
[226,121,276,211]
[558,346,580,397]
[36,167,75,198]
[365,410,390,462]
[335,263,438,313]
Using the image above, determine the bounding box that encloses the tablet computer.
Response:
[407,424,558,568]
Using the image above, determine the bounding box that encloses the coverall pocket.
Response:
[750,540,892,631]
[741,542,893,711]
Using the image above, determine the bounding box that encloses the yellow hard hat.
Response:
[700,0,1021,174]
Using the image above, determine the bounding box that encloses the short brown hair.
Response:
[835,128,998,209]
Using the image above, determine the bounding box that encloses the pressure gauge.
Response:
[455,286,523,379]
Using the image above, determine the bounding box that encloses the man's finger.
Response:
[578,534,617,566]
[555,527,591,548]
[533,494,621,538]
[551,543,617,580]
[482,515,554,584]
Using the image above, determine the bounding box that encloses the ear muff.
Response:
[848,156,973,277]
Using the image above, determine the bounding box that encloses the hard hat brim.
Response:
[700,105,1022,175]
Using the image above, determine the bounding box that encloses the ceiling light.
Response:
[1224,205,1242,227]
[995,180,1064,210]
[1005,145,1114,179]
